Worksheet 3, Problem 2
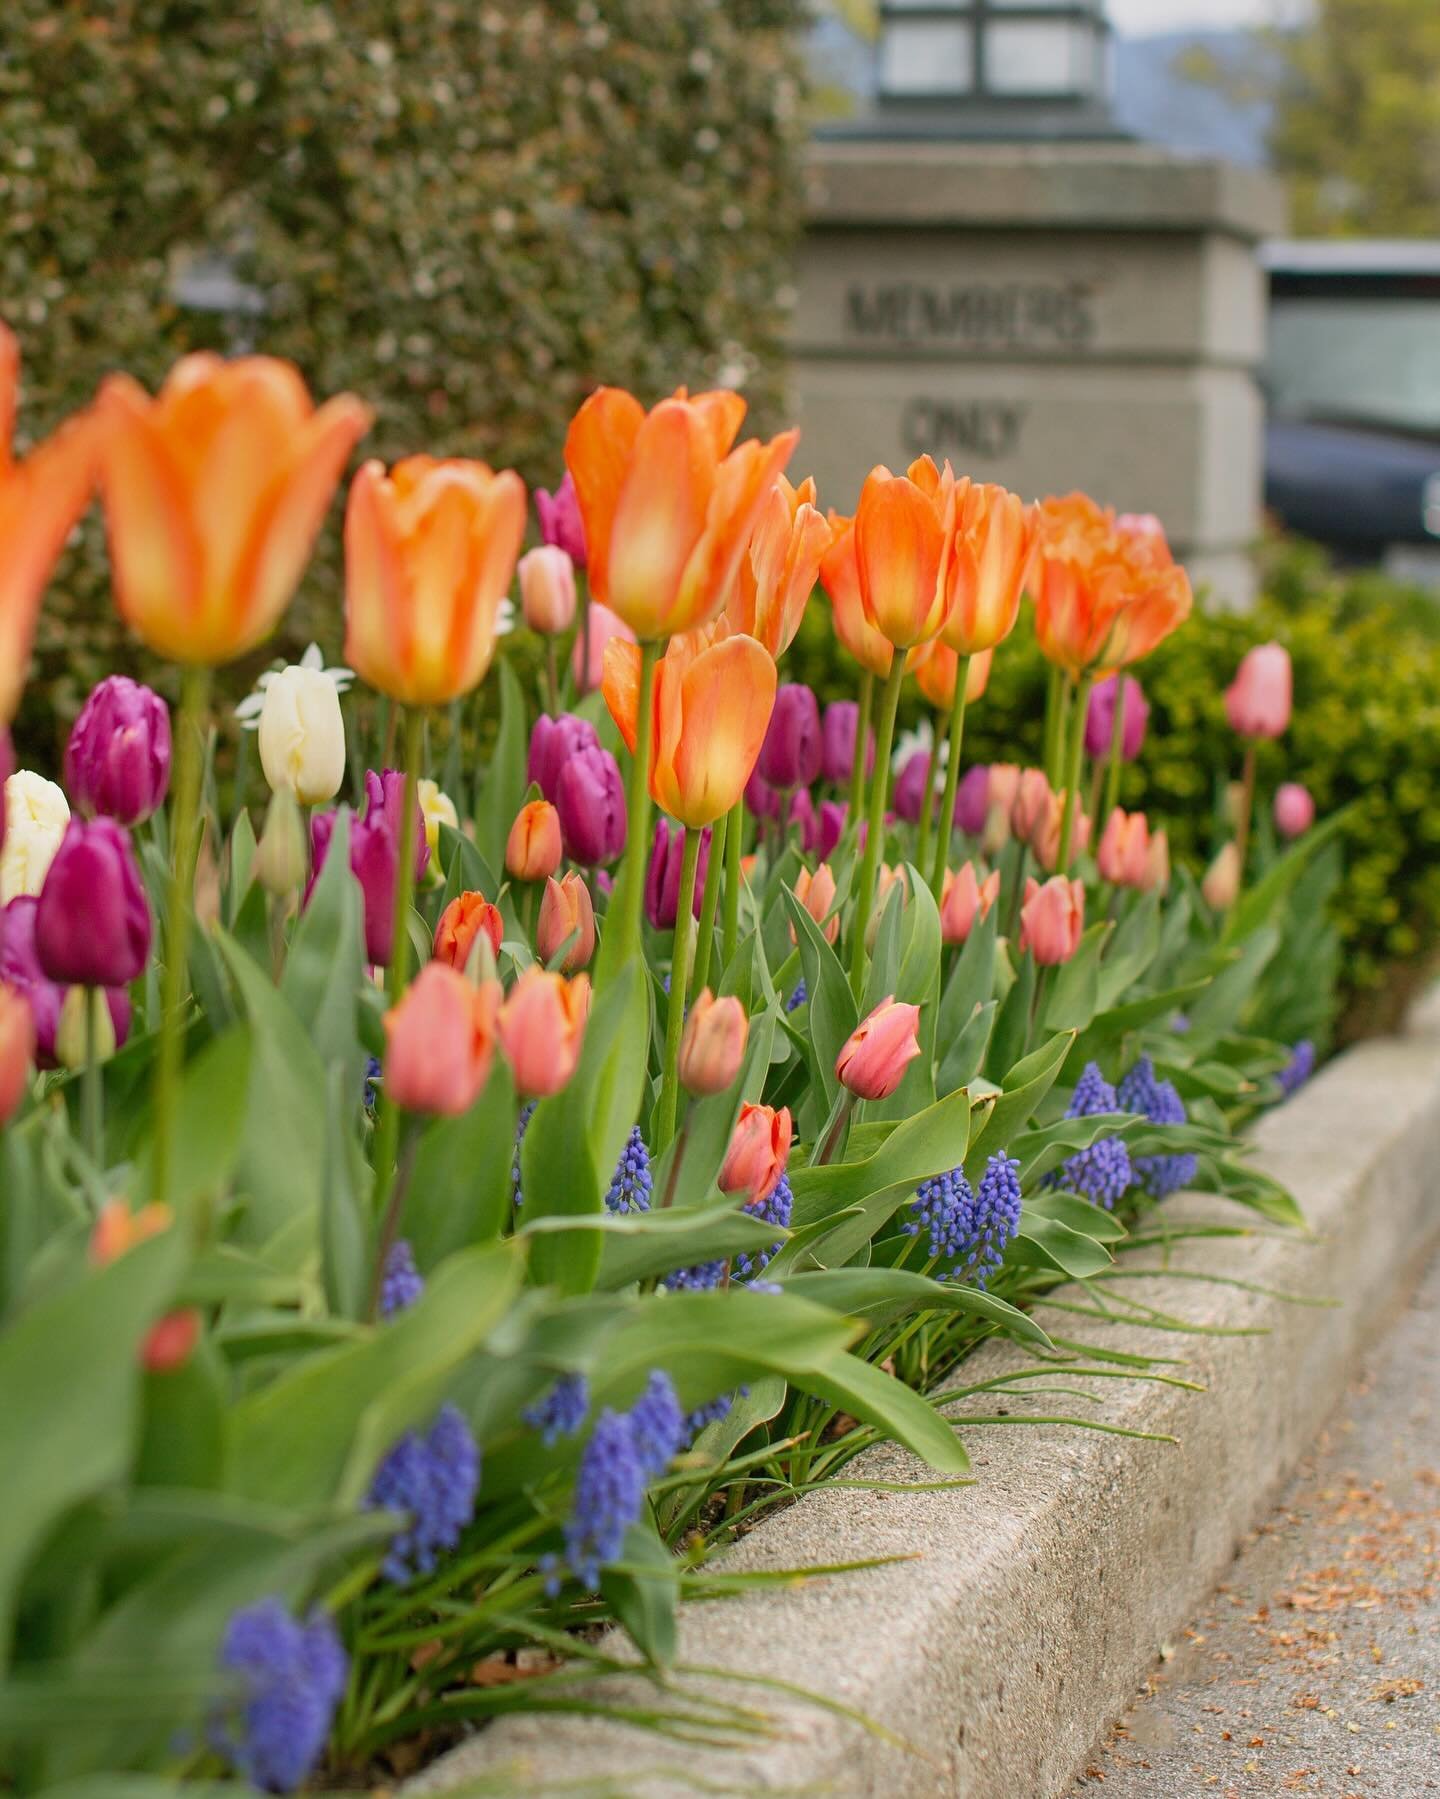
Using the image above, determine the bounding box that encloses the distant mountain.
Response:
[806,18,1279,168]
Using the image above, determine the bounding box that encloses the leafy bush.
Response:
[1,0,806,751]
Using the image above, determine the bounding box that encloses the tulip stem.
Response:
[653,824,701,1152]
[848,671,874,829]
[849,658,906,998]
[387,709,426,1008]
[1102,677,1128,822]
[1056,675,1093,875]
[82,987,103,1166]
[1233,740,1258,889]
[928,655,972,903]
[1042,665,1064,785]
[153,662,211,1213]
[691,809,725,1000]
[721,797,743,969]
[607,640,660,982]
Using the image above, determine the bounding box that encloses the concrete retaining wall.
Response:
[414,995,1440,1797]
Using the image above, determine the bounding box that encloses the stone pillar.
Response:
[791,141,1286,603]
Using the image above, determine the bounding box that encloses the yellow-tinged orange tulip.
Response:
[0,326,97,721]
[728,475,832,658]
[851,457,956,650]
[506,800,563,882]
[818,513,893,677]
[344,454,526,705]
[95,353,369,665]
[941,482,1037,656]
[1030,495,1192,678]
[602,623,777,829]
[909,640,993,712]
[564,385,798,640]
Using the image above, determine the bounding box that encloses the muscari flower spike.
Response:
[1117,1055,1198,1200]
[968,1151,1023,1286]
[365,1404,480,1584]
[511,1100,536,1208]
[733,1171,793,1281]
[786,977,808,1013]
[210,1597,347,1795]
[662,1258,726,1291]
[1277,1039,1315,1097]
[523,1371,590,1448]
[561,1370,683,1590]
[605,1125,653,1215]
[378,1239,424,1318]
[1052,1060,1133,1209]
[905,1166,976,1273]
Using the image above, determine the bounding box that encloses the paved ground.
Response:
[1073,1246,1440,1798]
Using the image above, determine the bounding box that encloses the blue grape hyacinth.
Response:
[210,1598,347,1794]
[378,1240,423,1318]
[627,1370,684,1477]
[905,1166,977,1273]
[605,1125,653,1214]
[1052,1060,1133,1208]
[1118,1056,1198,1200]
[1277,1039,1315,1097]
[365,1404,480,1583]
[967,1152,1023,1286]
[786,977,808,1013]
[562,1370,683,1588]
[662,1258,726,1291]
[511,1100,536,1208]
[523,1372,590,1447]
[734,1171,793,1280]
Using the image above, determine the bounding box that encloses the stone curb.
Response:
[413,997,1440,1798]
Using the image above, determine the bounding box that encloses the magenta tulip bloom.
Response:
[1084,674,1149,762]
[817,799,847,859]
[363,769,430,884]
[34,819,151,989]
[310,772,426,966]
[535,471,588,567]
[756,683,822,791]
[745,765,780,821]
[1225,643,1292,740]
[527,712,600,804]
[645,818,711,930]
[0,896,130,1066]
[954,764,989,836]
[1273,782,1315,839]
[786,787,820,854]
[555,744,627,866]
[892,749,933,825]
[821,700,875,786]
[64,675,172,826]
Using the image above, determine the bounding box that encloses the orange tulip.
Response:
[345,454,526,705]
[792,863,839,944]
[678,990,749,1096]
[851,457,956,650]
[602,623,777,828]
[1144,827,1171,894]
[384,962,500,1115]
[564,385,798,641]
[719,1101,792,1204]
[0,981,34,1125]
[1030,495,1192,678]
[818,513,894,677]
[434,890,504,971]
[909,640,993,712]
[0,327,97,721]
[89,1199,200,1372]
[537,870,596,972]
[728,475,832,658]
[496,966,591,1098]
[506,800,563,882]
[941,482,1037,656]
[95,354,369,665]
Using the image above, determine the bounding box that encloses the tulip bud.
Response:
[678,989,749,1096]
[1202,841,1242,910]
[434,890,505,972]
[418,780,459,874]
[793,863,840,944]
[519,544,578,635]
[55,984,117,1070]
[254,788,308,896]
[645,819,710,930]
[571,599,635,695]
[1273,782,1315,839]
[88,1197,200,1371]
[496,966,590,1098]
[0,771,69,903]
[1011,768,1053,844]
[537,871,596,972]
[1084,674,1149,762]
[535,471,588,566]
[0,982,34,1124]
[940,862,1000,946]
[719,1102,793,1204]
[821,699,875,786]
[866,863,910,950]
[506,800,563,883]
[35,819,151,988]
[64,675,172,825]
[1019,875,1085,966]
[384,962,500,1115]
[142,1308,202,1374]
[836,997,923,1100]
[954,764,989,837]
[554,744,627,867]
[1028,790,1090,874]
[893,749,934,825]
[1143,826,1171,893]
[310,808,395,966]
[756,684,822,790]
[365,769,431,885]
[1097,808,1152,889]
[1225,642,1292,740]
[817,799,847,860]
[257,663,346,806]
[0,895,130,1066]
[528,713,600,803]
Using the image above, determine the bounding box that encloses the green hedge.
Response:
[788,540,1440,1034]
[3,0,806,754]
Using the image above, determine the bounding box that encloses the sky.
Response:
[1108,0,1308,31]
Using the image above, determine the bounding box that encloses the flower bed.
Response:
[0,332,1338,1795]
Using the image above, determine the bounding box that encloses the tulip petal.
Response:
[344,461,409,693]
[564,387,645,610]
[673,428,799,638]
[601,637,642,755]
[668,635,778,827]
[854,470,947,649]
[605,399,719,638]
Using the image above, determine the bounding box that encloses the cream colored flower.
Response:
[418,779,459,880]
[1,770,70,901]
[257,663,347,805]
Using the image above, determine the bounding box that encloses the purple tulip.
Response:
[757,685,822,791]
[818,799,847,860]
[363,769,430,884]
[821,700,876,787]
[535,472,588,568]
[34,819,151,988]
[63,675,172,826]
[786,788,820,854]
[893,750,934,825]
[555,744,627,866]
[1084,675,1149,762]
[310,809,395,967]
[954,764,989,836]
[527,713,600,804]
[0,727,11,854]
[1,895,131,1066]
[745,766,780,821]
[645,819,711,930]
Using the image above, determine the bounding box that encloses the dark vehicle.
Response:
[1264,240,1440,570]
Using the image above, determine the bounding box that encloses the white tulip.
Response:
[418,779,459,880]
[0,770,70,902]
[258,664,347,806]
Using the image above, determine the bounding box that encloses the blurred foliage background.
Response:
[2,0,807,757]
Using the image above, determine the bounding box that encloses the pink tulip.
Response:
[519,544,577,635]
[1202,842,1242,910]
[1096,807,1152,889]
[1143,827,1171,893]
[1029,790,1091,874]
[835,996,923,1101]
[940,862,1000,945]
[720,1102,792,1204]
[679,990,749,1096]
[1011,767,1052,843]
[1273,782,1315,839]
[1019,876,1085,966]
[571,599,635,695]
[1225,642,1292,740]
[384,963,500,1116]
